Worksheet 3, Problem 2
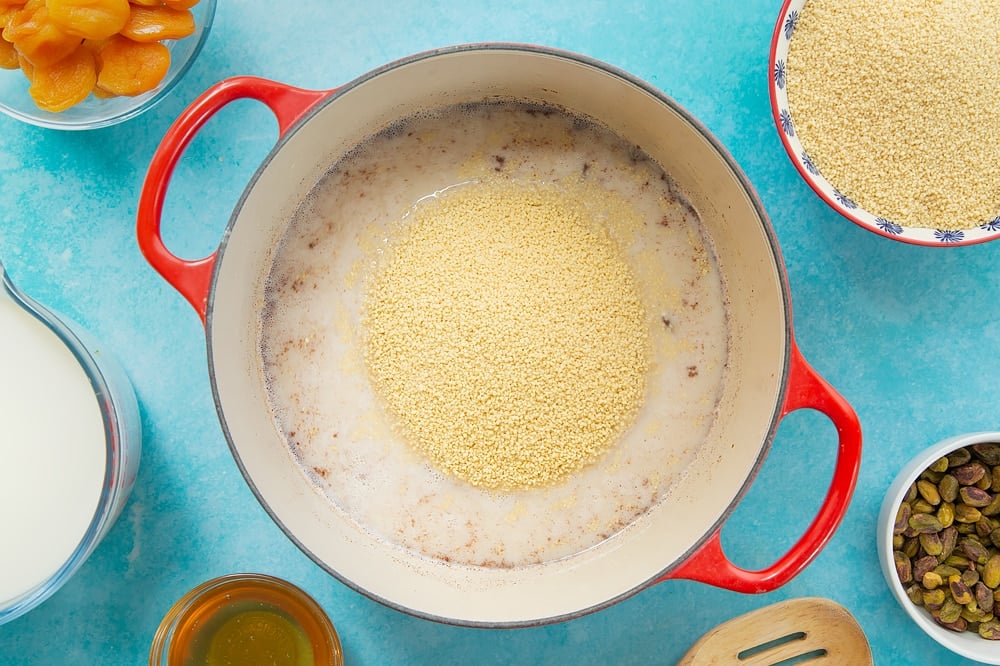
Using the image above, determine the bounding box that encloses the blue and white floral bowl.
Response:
[768,0,1000,246]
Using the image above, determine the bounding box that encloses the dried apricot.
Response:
[47,0,131,41]
[29,45,95,111]
[0,0,24,43]
[0,35,17,68]
[0,4,20,30]
[95,33,168,96]
[0,5,21,33]
[4,5,81,69]
[80,35,106,53]
[163,0,199,9]
[2,0,43,40]
[17,52,32,80]
[120,4,192,42]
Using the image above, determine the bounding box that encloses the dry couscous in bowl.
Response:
[769,0,1000,246]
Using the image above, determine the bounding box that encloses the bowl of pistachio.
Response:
[879,432,1000,663]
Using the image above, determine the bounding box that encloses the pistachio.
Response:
[923,571,943,589]
[937,502,955,528]
[949,448,973,467]
[892,534,905,550]
[917,479,942,505]
[903,536,920,558]
[906,583,925,605]
[980,619,1000,640]
[961,538,990,565]
[991,529,1000,550]
[912,499,936,514]
[930,456,951,473]
[921,469,944,484]
[935,615,968,633]
[940,526,959,561]
[978,582,996,614]
[985,555,1000,589]
[961,486,994,508]
[979,470,994,491]
[905,482,919,503]
[910,513,944,533]
[954,462,988,486]
[914,555,938,581]
[951,575,974,605]
[939,474,960,503]
[895,550,913,584]
[920,532,943,557]
[964,569,982,587]
[923,588,946,610]
[945,554,971,569]
[933,564,962,580]
[894,501,911,535]
[940,598,964,623]
[973,443,1000,466]
[978,517,995,539]
[956,504,984,524]
[961,605,992,623]
[982,494,1000,517]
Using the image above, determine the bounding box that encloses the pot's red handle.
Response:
[137,76,331,325]
[658,338,862,593]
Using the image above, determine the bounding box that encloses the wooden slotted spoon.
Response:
[677,597,873,665]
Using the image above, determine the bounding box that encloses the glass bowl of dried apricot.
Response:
[0,0,216,130]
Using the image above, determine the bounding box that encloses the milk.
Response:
[0,284,106,607]
[260,101,730,568]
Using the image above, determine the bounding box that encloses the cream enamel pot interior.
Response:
[137,44,862,627]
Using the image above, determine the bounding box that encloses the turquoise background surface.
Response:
[1,1,999,663]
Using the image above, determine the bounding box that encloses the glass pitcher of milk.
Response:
[0,260,141,626]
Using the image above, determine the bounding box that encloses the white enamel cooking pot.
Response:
[137,44,862,627]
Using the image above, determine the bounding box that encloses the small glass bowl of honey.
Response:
[149,573,343,666]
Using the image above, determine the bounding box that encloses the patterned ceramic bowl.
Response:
[768,0,1000,246]
[878,432,1000,664]
[0,0,216,130]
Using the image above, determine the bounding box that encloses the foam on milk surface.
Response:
[0,294,105,604]
[260,101,729,568]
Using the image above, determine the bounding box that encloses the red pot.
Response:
[138,44,861,627]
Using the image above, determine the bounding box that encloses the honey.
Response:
[149,574,342,666]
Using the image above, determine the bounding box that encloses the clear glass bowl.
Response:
[0,0,217,130]
[0,261,141,626]
[149,574,344,666]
